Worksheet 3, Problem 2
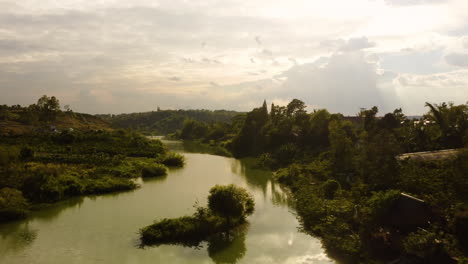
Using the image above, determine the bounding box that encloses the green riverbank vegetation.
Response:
[177,99,468,263]
[140,184,254,246]
[0,96,183,222]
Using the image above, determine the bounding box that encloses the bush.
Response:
[322,179,341,199]
[363,189,400,224]
[85,177,137,194]
[58,174,85,196]
[22,172,63,203]
[140,184,255,246]
[208,184,255,221]
[19,146,34,161]
[161,152,185,167]
[141,164,167,178]
[403,229,441,258]
[0,188,29,222]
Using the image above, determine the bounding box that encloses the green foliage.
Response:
[0,187,29,221]
[403,229,442,258]
[140,185,255,246]
[37,95,61,121]
[0,110,169,220]
[141,163,167,178]
[322,179,341,199]
[84,176,136,194]
[180,119,209,140]
[363,190,400,224]
[19,146,34,161]
[208,184,255,220]
[99,109,240,135]
[161,152,185,167]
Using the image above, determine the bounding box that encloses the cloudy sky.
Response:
[0,0,467,115]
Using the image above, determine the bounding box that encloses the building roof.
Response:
[396,149,461,162]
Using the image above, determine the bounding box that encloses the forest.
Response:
[174,99,468,263]
[97,108,240,135]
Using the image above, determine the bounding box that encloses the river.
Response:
[0,139,334,264]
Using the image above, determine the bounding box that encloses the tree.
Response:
[208,184,254,223]
[37,95,61,121]
[286,99,306,117]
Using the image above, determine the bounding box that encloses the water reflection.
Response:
[31,197,84,221]
[208,224,248,264]
[0,222,37,255]
[231,158,270,196]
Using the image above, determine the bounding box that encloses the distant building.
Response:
[385,193,433,231]
[396,149,461,162]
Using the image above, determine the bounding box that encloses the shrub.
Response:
[0,187,29,221]
[140,184,255,246]
[19,146,34,161]
[58,174,85,196]
[141,164,167,178]
[161,152,185,167]
[363,189,400,224]
[208,184,255,221]
[403,229,440,258]
[85,177,136,194]
[322,179,341,199]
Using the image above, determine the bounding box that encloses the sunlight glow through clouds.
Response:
[0,0,466,114]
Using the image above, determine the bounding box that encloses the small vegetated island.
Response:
[139,184,254,246]
[0,95,185,222]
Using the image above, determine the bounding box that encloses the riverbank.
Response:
[0,130,183,223]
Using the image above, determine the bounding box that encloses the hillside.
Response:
[0,108,112,136]
[98,109,242,134]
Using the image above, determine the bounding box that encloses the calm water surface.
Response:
[0,139,334,264]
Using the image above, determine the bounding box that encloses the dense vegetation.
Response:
[140,184,254,246]
[177,99,468,263]
[98,109,241,135]
[0,96,184,222]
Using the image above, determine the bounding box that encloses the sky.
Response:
[0,0,467,115]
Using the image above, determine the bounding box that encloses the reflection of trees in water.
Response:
[141,174,168,183]
[31,196,84,221]
[207,224,248,264]
[0,221,37,255]
[231,158,270,196]
[231,159,293,207]
[270,181,294,208]
[0,196,84,256]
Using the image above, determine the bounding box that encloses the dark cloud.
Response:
[261,49,273,56]
[339,37,375,52]
[255,36,262,45]
[445,53,468,67]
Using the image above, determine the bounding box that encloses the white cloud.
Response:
[394,70,468,114]
[0,0,466,115]
[384,0,448,6]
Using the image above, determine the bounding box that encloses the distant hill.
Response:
[0,109,112,136]
[98,109,242,135]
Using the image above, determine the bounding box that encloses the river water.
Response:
[0,139,334,264]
